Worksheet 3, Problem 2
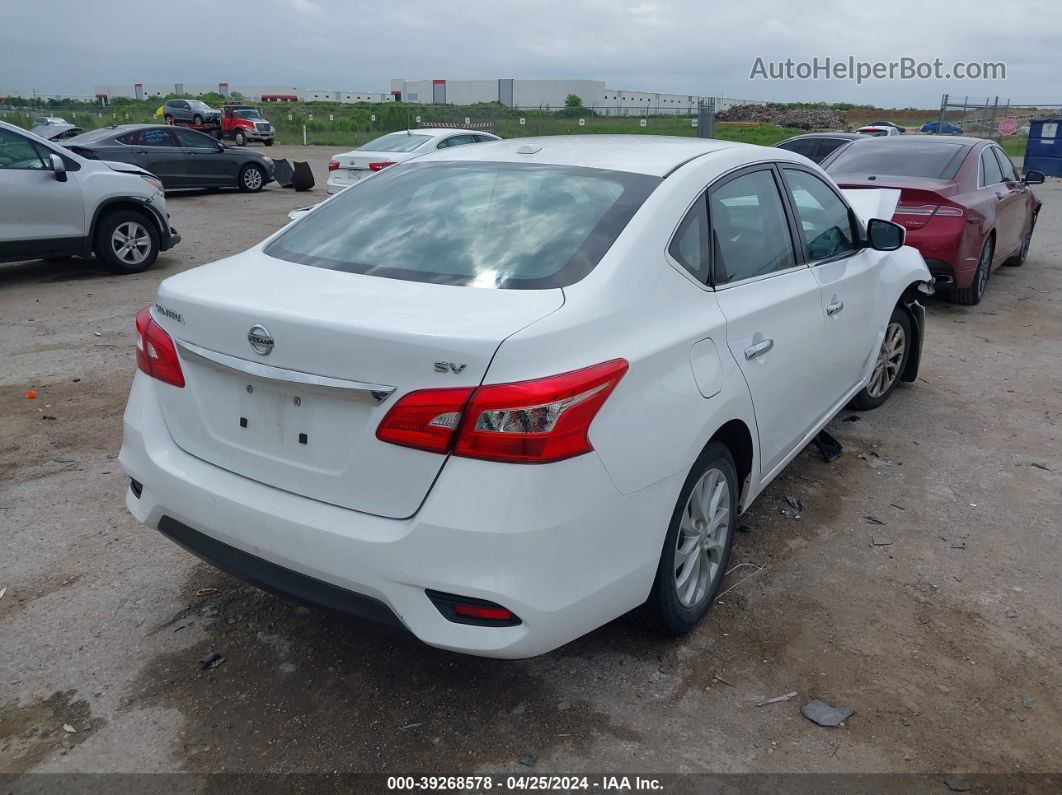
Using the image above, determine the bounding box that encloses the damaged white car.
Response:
[120,136,931,658]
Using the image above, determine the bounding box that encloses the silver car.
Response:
[163,99,221,126]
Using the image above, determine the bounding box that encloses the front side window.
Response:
[265,161,659,289]
[782,168,858,261]
[668,195,709,283]
[980,147,1004,187]
[710,169,796,286]
[357,132,431,153]
[0,128,49,169]
[816,138,850,159]
[173,128,218,149]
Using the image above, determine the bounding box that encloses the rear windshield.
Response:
[265,161,659,289]
[827,141,970,179]
[63,127,120,144]
[356,133,431,153]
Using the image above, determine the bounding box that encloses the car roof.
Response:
[382,127,496,139]
[419,134,743,176]
[780,132,860,142]
[848,134,983,147]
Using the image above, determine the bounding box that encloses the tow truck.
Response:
[219,104,275,146]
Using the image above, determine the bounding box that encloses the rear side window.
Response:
[668,195,710,283]
[980,148,1003,187]
[777,138,818,158]
[710,169,796,285]
[118,128,175,147]
[265,161,659,289]
[826,141,969,179]
[782,168,858,261]
[992,147,1017,182]
[357,133,431,153]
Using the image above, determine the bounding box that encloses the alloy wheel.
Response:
[975,242,991,298]
[674,467,730,609]
[110,221,152,266]
[243,167,263,190]
[867,322,906,398]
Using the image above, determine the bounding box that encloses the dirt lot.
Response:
[2,145,1061,783]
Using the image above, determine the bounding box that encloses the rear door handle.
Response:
[744,338,774,360]
[827,300,845,316]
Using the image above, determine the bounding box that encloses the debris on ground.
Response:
[944,776,971,792]
[196,588,219,597]
[42,415,57,421]
[519,755,536,767]
[715,103,847,130]
[801,699,855,727]
[51,455,76,464]
[557,700,572,711]
[1028,462,1052,471]
[713,673,735,687]
[864,515,886,525]
[872,535,892,546]
[200,652,225,670]
[1005,608,1019,619]
[63,723,77,733]
[399,722,423,731]
[811,430,844,462]
[890,503,906,511]
[26,390,37,399]
[1021,692,1034,709]
[757,691,798,707]
[950,541,967,550]
[785,495,804,512]
[0,586,6,600]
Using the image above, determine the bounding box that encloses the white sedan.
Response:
[120,135,931,658]
[326,128,500,193]
[856,125,901,137]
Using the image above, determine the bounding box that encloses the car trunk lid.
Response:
[836,177,961,230]
[150,250,563,519]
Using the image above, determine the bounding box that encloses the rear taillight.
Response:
[376,359,628,463]
[135,306,185,388]
[327,159,340,171]
[894,203,964,218]
[368,161,395,172]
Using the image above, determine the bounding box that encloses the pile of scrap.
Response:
[716,103,847,130]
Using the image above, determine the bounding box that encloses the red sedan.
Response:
[824,136,1044,305]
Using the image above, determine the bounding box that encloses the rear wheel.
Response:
[635,442,737,635]
[164,114,173,124]
[1005,217,1036,267]
[851,307,912,410]
[264,138,274,147]
[193,114,204,125]
[93,210,159,274]
[234,130,247,146]
[238,164,265,192]
[951,235,993,306]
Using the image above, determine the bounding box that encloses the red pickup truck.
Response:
[220,105,275,146]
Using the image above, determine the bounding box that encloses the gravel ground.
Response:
[1,145,1061,781]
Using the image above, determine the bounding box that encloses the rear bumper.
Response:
[902,219,976,289]
[119,373,678,658]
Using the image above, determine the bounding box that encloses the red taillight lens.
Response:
[135,306,185,388]
[327,159,340,171]
[376,359,628,463]
[455,359,628,463]
[368,161,395,172]
[376,386,475,453]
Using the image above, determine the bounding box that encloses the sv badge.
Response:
[434,361,468,374]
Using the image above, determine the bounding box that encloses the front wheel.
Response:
[238,164,265,192]
[1005,217,1036,267]
[94,210,159,274]
[850,307,912,410]
[635,442,738,635]
[264,138,274,146]
[233,130,246,146]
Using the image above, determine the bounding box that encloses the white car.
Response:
[120,135,930,658]
[0,120,179,272]
[326,128,500,193]
[856,125,901,137]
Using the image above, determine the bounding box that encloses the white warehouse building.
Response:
[91,82,390,104]
[390,78,708,115]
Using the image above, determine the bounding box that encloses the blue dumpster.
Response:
[1023,117,1062,177]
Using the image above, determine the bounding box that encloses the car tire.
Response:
[93,210,159,274]
[234,130,246,146]
[1005,216,1036,267]
[950,235,993,305]
[264,138,274,147]
[164,115,173,124]
[238,164,266,192]
[193,114,203,126]
[634,441,738,636]
[850,307,912,411]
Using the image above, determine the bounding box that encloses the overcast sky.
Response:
[3,0,1059,108]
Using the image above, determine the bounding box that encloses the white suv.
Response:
[0,121,180,273]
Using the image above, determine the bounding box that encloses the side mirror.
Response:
[867,218,905,251]
[1023,170,1045,185]
[216,141,225,153]
[49,153,67,182]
